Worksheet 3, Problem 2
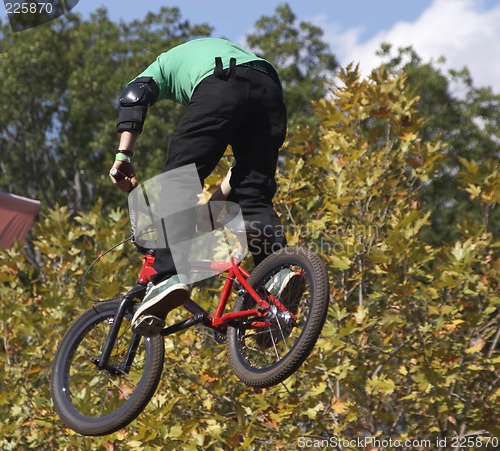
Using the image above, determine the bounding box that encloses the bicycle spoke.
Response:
[65,313,147,416]
[233,262,312,370]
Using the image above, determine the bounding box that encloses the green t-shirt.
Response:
[135,38,266,106]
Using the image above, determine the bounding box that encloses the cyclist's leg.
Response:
[228,66,288,266]
[228,192,286,267]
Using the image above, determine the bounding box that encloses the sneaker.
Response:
[255,268,306,348]
[132,275,190,337]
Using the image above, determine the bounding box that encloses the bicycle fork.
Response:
[94,283,147,375]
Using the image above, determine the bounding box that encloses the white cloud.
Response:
[320,0,500,93]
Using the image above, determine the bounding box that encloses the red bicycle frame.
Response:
[135,251,293,333]
[96,249,297,371]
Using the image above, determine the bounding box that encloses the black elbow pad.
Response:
[117,77,160,133]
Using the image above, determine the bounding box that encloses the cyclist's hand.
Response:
[109,160,138,193]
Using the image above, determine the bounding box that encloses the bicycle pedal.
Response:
[132,314,165,337]
[214,330,226,344]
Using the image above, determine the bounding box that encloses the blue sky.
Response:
[73,0,434,43]
[2,1,500,91]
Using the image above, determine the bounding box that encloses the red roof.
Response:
[0,192,41,248]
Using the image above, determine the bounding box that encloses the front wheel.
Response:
[51,299,165,436]
[227,246,329,387]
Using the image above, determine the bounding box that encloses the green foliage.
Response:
[274,64,499,444]
[0,16,72,206]
[378,44,500,244]
[1,63,498,448]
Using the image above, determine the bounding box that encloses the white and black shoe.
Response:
[132,275,190,337]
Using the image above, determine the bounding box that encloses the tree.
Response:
[1,63,497,448]
[0,16,73,206]
[377,44,500,243]
[245,3,338,125]
[273,63,498,444]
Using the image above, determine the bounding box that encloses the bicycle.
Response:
[51,241,330,436]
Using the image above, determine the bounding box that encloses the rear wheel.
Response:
[51,299,164,436]
[227,246,329,387]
